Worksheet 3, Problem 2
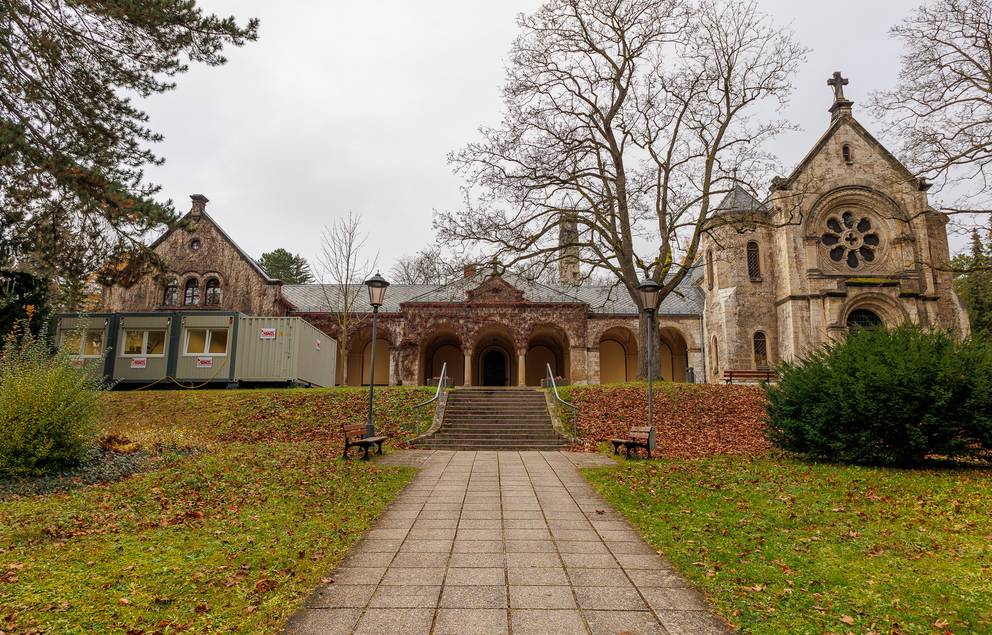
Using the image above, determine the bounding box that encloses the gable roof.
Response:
[150,209,280,284]
[776,113,918,191]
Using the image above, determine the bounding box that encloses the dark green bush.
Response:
[765,326,992,466]
[0,324,102,478]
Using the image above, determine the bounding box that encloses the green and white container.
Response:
[54,313,115,379]
[235,316,336,387]
[174,312,239,384]
[112,313,175,385]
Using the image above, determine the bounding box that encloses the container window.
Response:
[123,329,167,356]
[185,328,229,356]
[208,329,228,354]
[83,330,104,356]
[62,331,82,355]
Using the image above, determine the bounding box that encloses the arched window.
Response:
[746,241,761,280]
[842,144,853,163]
[162,279,179,306]
[183,278,200,305]
[753,331,768,368]
[711,336,719,379]
[847,308,883,330]
[204,278,222,306]
[706,249,714,290]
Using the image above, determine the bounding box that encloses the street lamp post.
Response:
[364,272,389,437]
[637,278,662,457]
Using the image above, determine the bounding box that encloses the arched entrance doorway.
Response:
[481,348,508,386]
[658,328,688,382]
[422,330,464,386]
[525,325,569,386]
[472,326,517,386]
[599,327,638,384]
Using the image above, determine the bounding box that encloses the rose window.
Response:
[821,211,880,269]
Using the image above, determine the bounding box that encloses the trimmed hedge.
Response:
[765,326,992,466]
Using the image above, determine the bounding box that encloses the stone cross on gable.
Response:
[827,71,849,103]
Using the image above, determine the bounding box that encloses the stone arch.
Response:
[658,327,689,382]
[470,323,518,386]
[598,326,638,384]
[342,323,397,387]
[420,324,465,386]
[525,323,570,386]
[838,292,910,332]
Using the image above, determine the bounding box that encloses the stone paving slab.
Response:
[283,451,731,634]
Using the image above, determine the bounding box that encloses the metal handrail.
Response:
[413,362,447,436]
[414,361,447,409]
[546,362,577,438]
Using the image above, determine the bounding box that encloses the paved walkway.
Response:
[284,451,730,634]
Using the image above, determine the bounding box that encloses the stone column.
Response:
[586,348,600,385]
[517,351,527,386]
[464,350,472,386]
[388,348,400,386]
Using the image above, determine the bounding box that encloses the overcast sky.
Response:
[142,0,929,277]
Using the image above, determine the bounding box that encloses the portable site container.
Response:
[54,313,115,380]
[235,316,336,387]
[173,312,239,384]
[111,313,176,385]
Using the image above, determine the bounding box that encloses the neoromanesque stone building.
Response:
[104,74,968,386]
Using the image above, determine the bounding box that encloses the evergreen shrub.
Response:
[0,324,102,478]
[765,326,992,466]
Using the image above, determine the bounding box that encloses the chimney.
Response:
[190,194,209,217]
[463,263,477,279]
[559,214,580,286]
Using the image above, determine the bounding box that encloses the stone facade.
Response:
[102,195,286,316]
[104,75,969,386]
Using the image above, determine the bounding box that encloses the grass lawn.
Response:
[585,455,992,635]
[0,386,433,633]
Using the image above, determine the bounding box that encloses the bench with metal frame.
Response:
[341,423,387,460]
[722,369,776,384]
[610,425,652,458]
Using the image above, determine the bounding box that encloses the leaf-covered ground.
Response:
[585,456,992,634]
[558,382,770,456]
[0,387,429,633]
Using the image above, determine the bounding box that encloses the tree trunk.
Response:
[339,338,350,386]
[636,310,662,381]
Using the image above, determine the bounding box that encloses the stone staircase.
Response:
[411,387,570,451]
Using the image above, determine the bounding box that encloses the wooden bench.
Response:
[610,426,652,458]
[723,369,776,384]
[342,423,387,460]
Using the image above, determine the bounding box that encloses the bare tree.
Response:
[871,0,992,221]
[316,211,377,386]
[389,245,465,286]
[437,0,806,374]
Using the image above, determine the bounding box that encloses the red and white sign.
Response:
[70,358,85,369]
[314,338,321,351]
[196,357,213,368]
[129,357,147,369]
[259,327,277,340]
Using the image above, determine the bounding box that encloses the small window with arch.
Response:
[753,331,768,368]
[706,249,714,290]
[746,241,761,280]
[183,278,200,305]
[162,279,179,306]
[842,144,853,164]
[204,278,222,306]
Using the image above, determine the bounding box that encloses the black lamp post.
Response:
[364,272,389,437]
[637,278,662,456]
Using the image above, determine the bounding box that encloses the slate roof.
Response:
[281,268,703,317]
[712,184,768,215]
